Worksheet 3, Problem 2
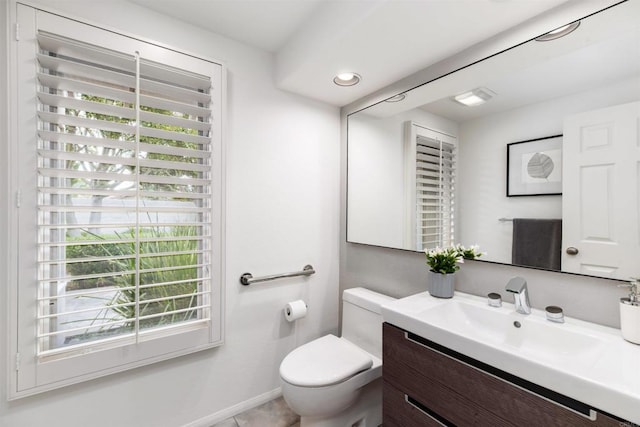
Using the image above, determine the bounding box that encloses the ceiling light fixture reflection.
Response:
[385,94,406,103]
[535,21,580,42]
[452,87,495,107]
[333,72,361,86]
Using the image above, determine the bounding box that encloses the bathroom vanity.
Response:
[381,292,640,426]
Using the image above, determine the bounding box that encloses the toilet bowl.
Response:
[279,287,395,427]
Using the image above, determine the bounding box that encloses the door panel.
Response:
[563,102,640,278]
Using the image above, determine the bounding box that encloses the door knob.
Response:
[566,247,579,255]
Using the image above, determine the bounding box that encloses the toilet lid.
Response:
[280,335,373,387]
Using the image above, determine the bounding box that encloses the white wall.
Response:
[347,109,458,248]
[0,1,340,426]
[457,76,640,264]
[341,243,628,328]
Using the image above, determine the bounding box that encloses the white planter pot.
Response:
[428,270,455,298]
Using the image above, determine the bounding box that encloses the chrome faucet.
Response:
[505,277,531,314]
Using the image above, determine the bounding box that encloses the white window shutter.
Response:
[415,136,456,250]
[10,5,224,398]
[404,122,457,251]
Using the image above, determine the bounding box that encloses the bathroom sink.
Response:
[417,298,606,368]
[381,291,640,424]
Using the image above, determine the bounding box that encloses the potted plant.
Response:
[425,244,483,298]
[455,244,484,261]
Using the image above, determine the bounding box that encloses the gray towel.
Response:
[512,218,562,270]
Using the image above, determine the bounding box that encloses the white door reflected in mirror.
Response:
[562,101,640,279]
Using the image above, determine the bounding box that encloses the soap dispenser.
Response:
[620,278,640,345]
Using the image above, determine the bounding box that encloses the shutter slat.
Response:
[39,187,210,200]
[39,130,210,159]
[38,285,137,302]
[38,72,136,106]
[140,124,210,146]
[39,205,210,214]
[140,94,210,119]
[138,278,211,292]
[141,109,210,133]
[37,53,135,90]
[139,290,207,305]
[141,78,210,105]
[140,140,210,158]
[138,304,209,323]
[37,91,135,121]
[38,167,210,186]
[39,148,137,168]
[39,269,134,284]
[140,59,210,92]
[38,301,136,321]
[38,168,135,185]
[39,237,136,248]
[137,174,210,186]
[139,263,209,275]
[38,110,134,135]
[138,157,210,173]
[38,129,135,152]
[39,222,206,232]
[40,249,210,267]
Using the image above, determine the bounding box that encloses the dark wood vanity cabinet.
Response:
[382,323,627,427]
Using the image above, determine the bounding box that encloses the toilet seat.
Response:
[280,335,373,387]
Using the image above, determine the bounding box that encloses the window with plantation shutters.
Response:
[404,122,457,251]
[416,135,456,250]
[9,5,224,398]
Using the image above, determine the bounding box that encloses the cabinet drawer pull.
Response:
[405,395,455,427]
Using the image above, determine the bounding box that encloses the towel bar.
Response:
[240,264,315,286]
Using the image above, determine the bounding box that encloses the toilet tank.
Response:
[341,287,396,358]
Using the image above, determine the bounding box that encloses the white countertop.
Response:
[381,291,640,424]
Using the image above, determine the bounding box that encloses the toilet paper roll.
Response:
[284,300,307,322]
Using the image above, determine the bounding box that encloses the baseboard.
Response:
[182,387,283,427]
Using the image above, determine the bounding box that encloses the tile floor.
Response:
[211,397,300,427]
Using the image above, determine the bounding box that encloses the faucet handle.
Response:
[545,306,564,323]
[487,292,502,307]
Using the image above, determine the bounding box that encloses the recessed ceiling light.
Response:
[535,21,580,42]
[452,87,495,107]
[385,94,406,103]
[333,72,361,87]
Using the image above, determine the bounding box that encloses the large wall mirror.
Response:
[347,1,640,280]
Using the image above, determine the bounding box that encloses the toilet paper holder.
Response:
[240,264,315,286]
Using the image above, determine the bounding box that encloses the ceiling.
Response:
[130,0,571,107]
[352,0,640,121]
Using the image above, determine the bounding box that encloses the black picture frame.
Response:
[507,135,563,197]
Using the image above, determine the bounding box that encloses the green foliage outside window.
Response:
[58,93,207,337]
[65,226,201,333]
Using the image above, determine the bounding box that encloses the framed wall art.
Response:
[507,135,562,197]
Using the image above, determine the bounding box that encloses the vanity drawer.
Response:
[383,366,509,426]
[384,381,453,427]
[383,323,622,427]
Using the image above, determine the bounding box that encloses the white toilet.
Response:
[279,287,395,427]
